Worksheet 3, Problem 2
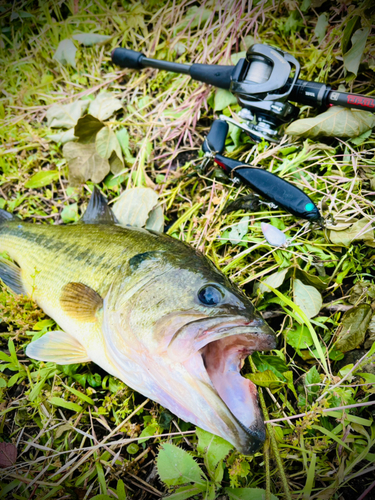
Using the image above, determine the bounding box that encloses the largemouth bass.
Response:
[0,189,276,454]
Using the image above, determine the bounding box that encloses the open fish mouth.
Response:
[168,315,277,454]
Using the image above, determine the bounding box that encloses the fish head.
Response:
[104,240,277,454]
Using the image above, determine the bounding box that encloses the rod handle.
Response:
[111,48,145,69]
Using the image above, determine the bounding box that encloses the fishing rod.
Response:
[112,43,375,143]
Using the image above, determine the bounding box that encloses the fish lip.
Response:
[167,314,277,362]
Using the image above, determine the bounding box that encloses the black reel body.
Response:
[230,45,301,141]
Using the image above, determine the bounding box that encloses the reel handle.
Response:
[203,119,229,154]
[112,48,234,89]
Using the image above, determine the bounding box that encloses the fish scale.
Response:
[0,190,277,455]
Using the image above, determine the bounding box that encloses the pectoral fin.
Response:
[26,330,91,364]
[60,282,103,322]
[0,257,26,296]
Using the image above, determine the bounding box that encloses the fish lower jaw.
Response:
[199,331,276,454]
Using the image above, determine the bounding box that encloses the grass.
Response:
[0,0,375,499]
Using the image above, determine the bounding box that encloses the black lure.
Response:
[203,120,322,222]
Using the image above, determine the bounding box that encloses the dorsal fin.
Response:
[0,209,15,224]
[81,187,119,225]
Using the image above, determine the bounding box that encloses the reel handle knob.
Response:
[203,120,229,155]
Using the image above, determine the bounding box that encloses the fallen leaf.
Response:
[63,142,110,186]
[293,278,322,319]
[47,128,76,144]
[228,216,249,244]
[109,151,124,175]
[89,92,123,121]
[47,101,89,129]
[96,126,123,163]
[72,33,111,46]
[330,218,374,246]
[145,205,164,233]
[0,442,17,468]
[74,114,105,143]
[335,304,372,352]
[364,313,375,349]
[53,39,77,68]
[343,28,370,75]
[285,107,375,139]
[349,281,375,304]
[112,187,159,228]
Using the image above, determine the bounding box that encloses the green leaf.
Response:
[25,170,60,189]
[247,369,282,390]
[228,217,249,244]
[156,443,205,487]
[116,128,136,165]
[89,496,113,500]
[138,423,158,444]
[164,484,206,500]
[63,384,95,405]
[259,268,288,294]
[74,114,105,143]
[95,126,123,162]
[115,480,126,500]
[112,187,159,228]
[341,15,361,55]
[285,107,375,139]
[305,366,320,392]
[53,39,77,69]
[49,396,82,412]
[302,453,316,499]
[63,142,110,186]
[287,324,314,350]
[330,218,374,246]
[196,428,233,480]
[214,88,237,111]
[262,284,328,373]
[225,487,278,500]
[314,13,328,43]
[293,279,322,319]
[343,28,370,75]
[47,101,89,129]
[335,304,372,352]
[61,203,79,223]
[295,269,328,291]
[72,33,111,46]
[89,92,123,121]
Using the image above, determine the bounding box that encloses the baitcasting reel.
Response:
[112,43,375,143]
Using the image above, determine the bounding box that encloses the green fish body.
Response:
[0,190,276,454]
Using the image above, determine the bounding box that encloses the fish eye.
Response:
[198,285,224,306]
